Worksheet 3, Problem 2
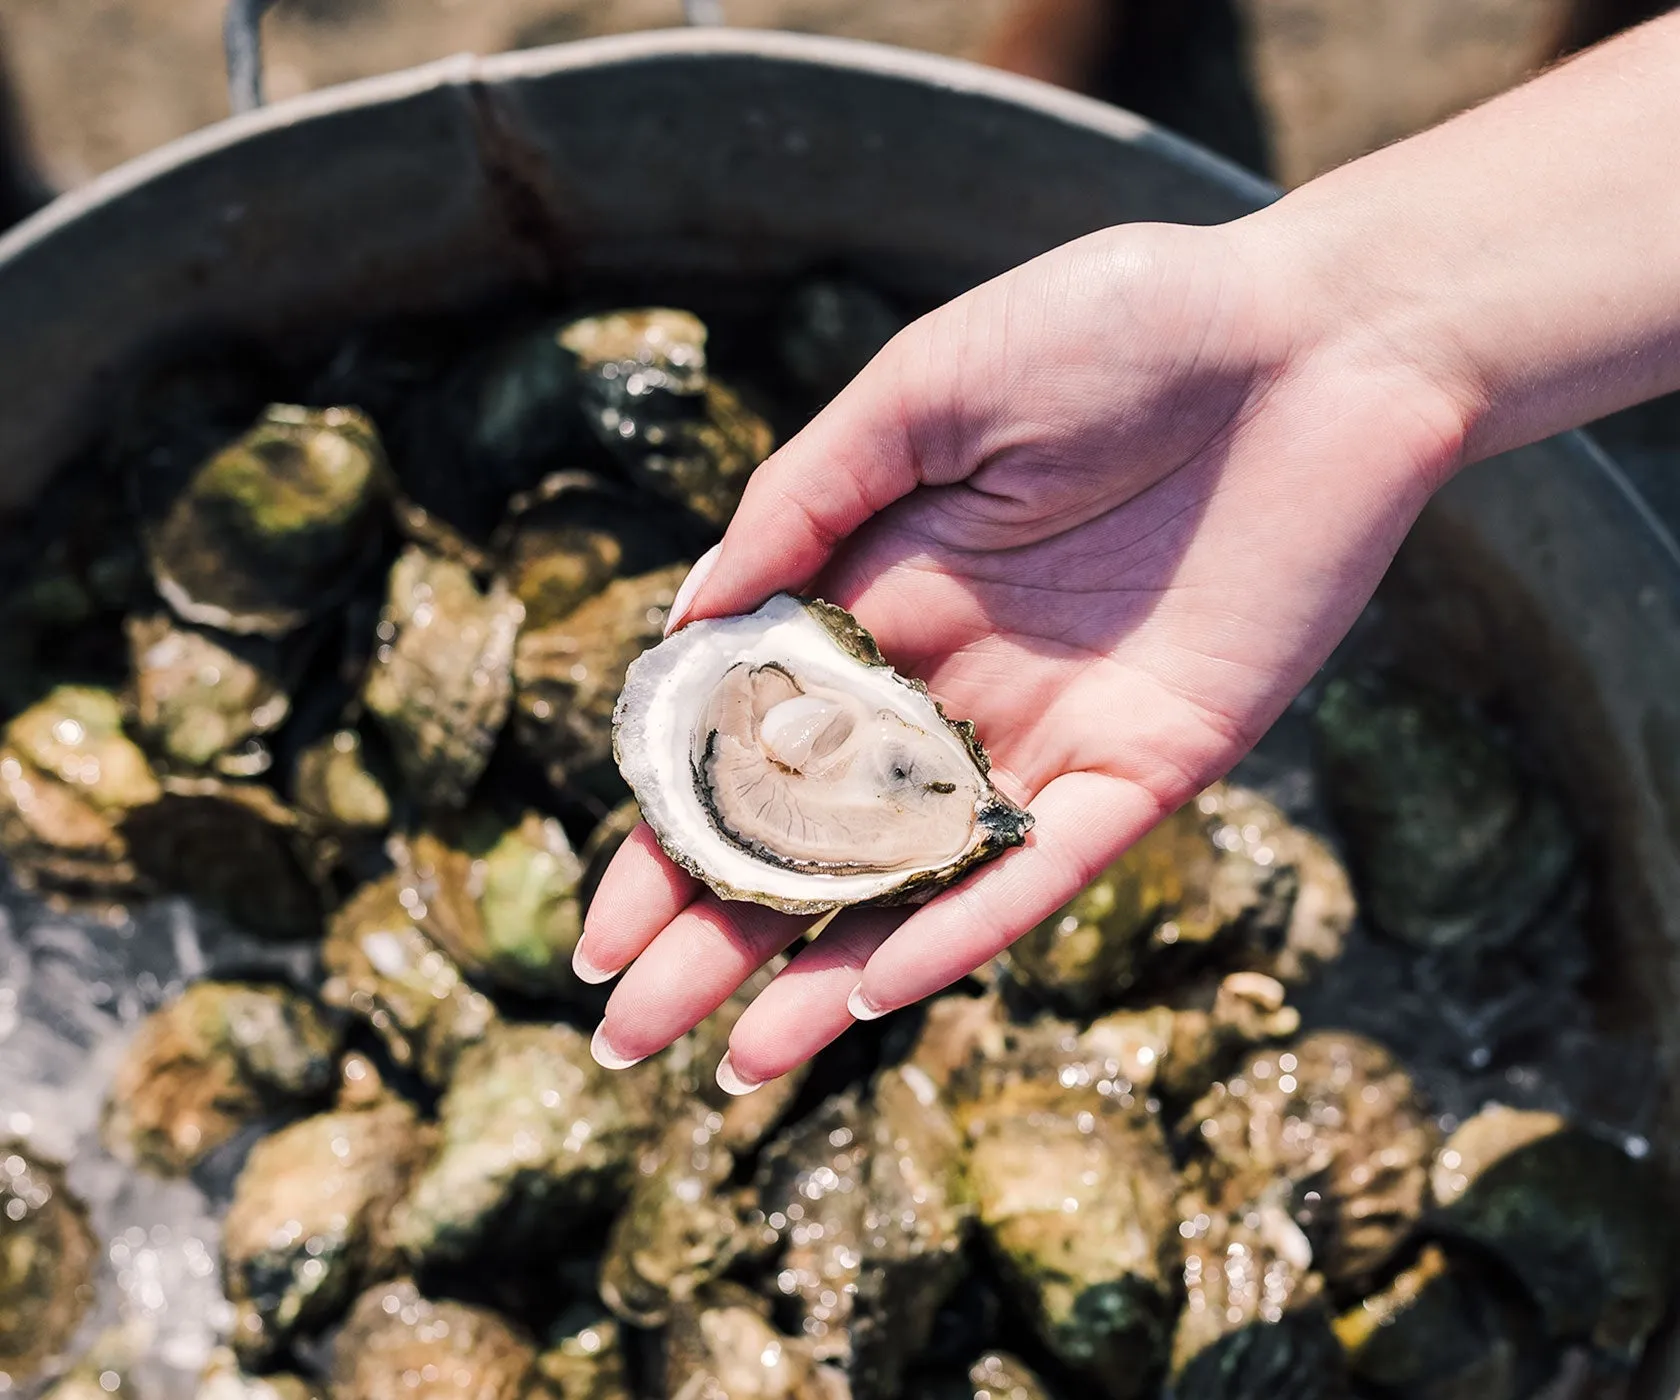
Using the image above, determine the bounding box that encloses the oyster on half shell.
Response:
[613,594,1031,913]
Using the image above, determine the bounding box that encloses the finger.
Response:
[591,896,811,1068]
[847,771,1165,1018]
[673,323,947,627]
[718,909,902,1093]
[574,823,699,984]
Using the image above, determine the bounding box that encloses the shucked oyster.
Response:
[615,595,1032,913]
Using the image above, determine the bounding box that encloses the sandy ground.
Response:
[0,0,1587,189]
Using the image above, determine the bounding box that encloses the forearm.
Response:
[1242,11,1680,470]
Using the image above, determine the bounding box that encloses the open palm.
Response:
[577,221,1468,1089]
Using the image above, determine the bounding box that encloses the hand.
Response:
[574,217,1470,1089]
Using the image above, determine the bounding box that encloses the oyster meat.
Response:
[614,594,1032,912]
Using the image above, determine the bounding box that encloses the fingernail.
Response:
[846,984,888,1022]
[571,945,618,986]
[591,1023,645,1071]
[665,543,722,637]
[715,1051,765,1098]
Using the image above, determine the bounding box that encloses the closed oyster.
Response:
[121,777,322,939]
[615,595,1032,913]
[599,1106,753,1327]
[494,471,698,630]
[955,1050,1179,1399]
[330,1281,536,1400]
[1430,1110,1673,1363]
[1004,783,1351,1014]
[537,1317,631,1400]
[560,309,775,526]
[1171,1192,1344,1398]
[197,1350,321,1400]
[144,405,390,638]
[515,563,690,801]
[0,685,161,893]
[1333,1245,1548,1400]
[1313,672,1575,952]
[754,1069,972,1397]
[320,872,496,1086]
[362,548,523,810]
[665,1285,850,1400]
[126,615,292,776]
[101,981,340,1175]
[223,1100,428,1364]
[1181,1032,1438,1289]
[391,1022,663,1266]
[392,809,592,1003]
[0,1142,97,1383]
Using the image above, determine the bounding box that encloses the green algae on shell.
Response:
[613,593,1032,914]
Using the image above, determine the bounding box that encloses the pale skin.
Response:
[576,13,1680,1091]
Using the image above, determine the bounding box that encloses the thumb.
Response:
[672,315,951,626]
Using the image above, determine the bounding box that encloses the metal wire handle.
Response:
[225,1,726,113]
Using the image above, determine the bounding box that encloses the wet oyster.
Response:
[222,1100,428,1365]
[1313,672,1576,951]
[101,981,340,1174]
[958,1062,1178,1399]
[495,471,697,630]
[536,1317,631,1400]
[1333,1245,1548,1400]
[1181,1032,1438,1288]
[393,808,592,1003]
[362,547,523,810]
[665,1284,850,1400]
[1430,1109,1673,1362]
[330,1281,536,1400]
[1004,784,1351,1014]
[197,1349,322,1400]
[1171,1192,1344,1399]
[1080,971,1302,1104]
[964,1353,1055,1400]
[321,872,496,1085]
[292,729,391,834]
[615,594,1031,913]
[126,615,291,776]
[515,563,689,800]
[756,1069,972,1396]
[561,309,775,526]
[121,776,322,938]
[600,1107,753,1327]
[0,685,161,893]
[391,1022,662,1266]
[144,405,390,638]
[0,1142,97,1383]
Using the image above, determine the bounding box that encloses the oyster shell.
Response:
[222,1099,428,1364]
[143,405,390,638]
[330,1281,536,1400]
[101,981,340,1175]
[614,595,1032,913]
[126,615,292,776]
[560,309,775,526]
[362,547,523,811]
[0,1142,97,1382]
[536,1318,631,1400]
[320,873,496,1086]
[0,685,161,894]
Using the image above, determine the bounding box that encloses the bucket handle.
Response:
[223,0,727,114]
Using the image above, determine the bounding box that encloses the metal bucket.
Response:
[1,28,1678,1392]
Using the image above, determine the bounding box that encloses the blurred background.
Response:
[0,0,1676,517]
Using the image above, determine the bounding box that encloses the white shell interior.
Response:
[614,595,995,907]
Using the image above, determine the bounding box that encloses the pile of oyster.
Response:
[0,282,1670,1400]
